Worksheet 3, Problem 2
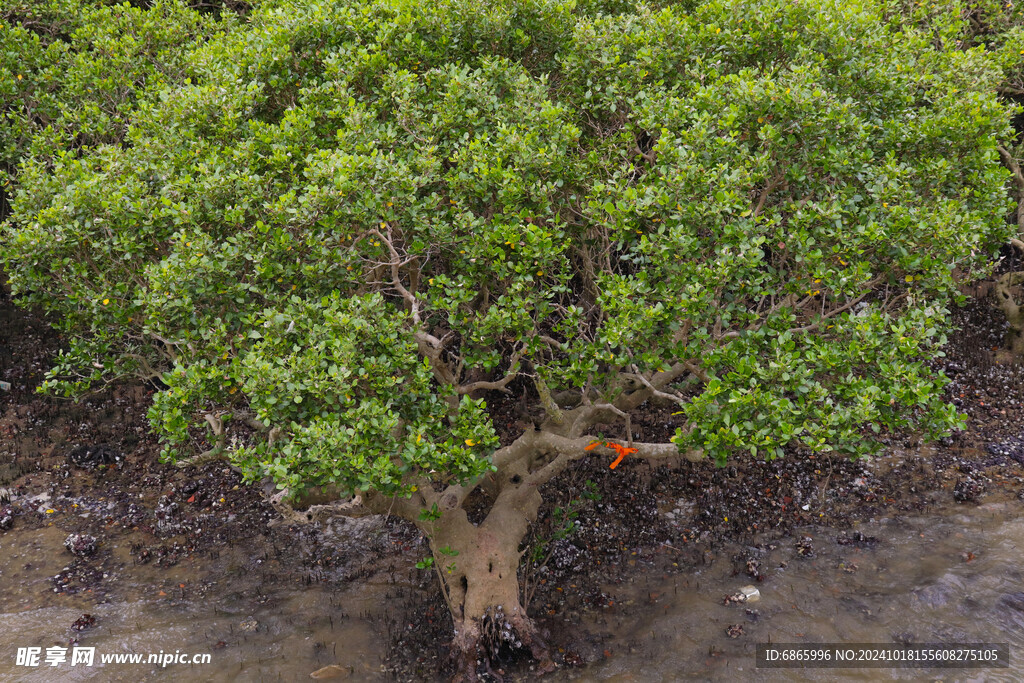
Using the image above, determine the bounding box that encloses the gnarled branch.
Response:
[267,490,372,525]
[175,412,227,468]
[525,433,703,488]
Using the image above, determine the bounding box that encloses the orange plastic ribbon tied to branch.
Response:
[585,441,637,469]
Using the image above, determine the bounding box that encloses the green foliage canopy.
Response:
[2,0,1022,497]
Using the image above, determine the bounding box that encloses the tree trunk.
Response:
[1004,316,1024,359]
[420,486,553,681]
[994,271,1024,361]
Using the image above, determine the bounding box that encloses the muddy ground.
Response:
[1,291,1023,680]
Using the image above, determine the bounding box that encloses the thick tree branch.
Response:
[414,330,459,388]
[608,361,694,416]
[525,433,702,487]
[624,369,688,407]
[533,374,565,425]
[491,429,541,473]
[457,350,522,395]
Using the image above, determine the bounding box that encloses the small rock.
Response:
[71,614,96,631]
[953,477,984,503]
[837,531,877,546]
[64,534,97,557]
[724,585,761,605]
[67,444,121,469]
[744,558,764,581]
[725,624,744,638]
[239,617,259,632]
[796,536,814,557]
[310,664,350,679]
[739,585,760,603]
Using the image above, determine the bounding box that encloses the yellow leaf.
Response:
[102,299,110,305]
[757,117,764,124]
[905,275,914,282]
[465,439,477,446]
[416,433,422,444]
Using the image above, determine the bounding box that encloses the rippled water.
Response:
[573,502,1023,682]
[1,504,1021,681]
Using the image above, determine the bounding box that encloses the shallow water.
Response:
[0,521,400,682]
[1,503,1021,681]
[572,501,1023,682]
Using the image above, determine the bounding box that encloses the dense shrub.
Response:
[2,0,1022,674]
